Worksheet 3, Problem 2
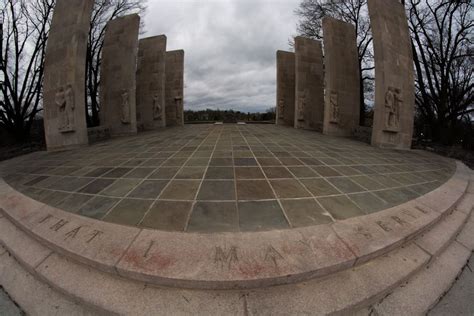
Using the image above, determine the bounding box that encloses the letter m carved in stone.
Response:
[214,246,238,270]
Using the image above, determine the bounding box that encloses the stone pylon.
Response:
[136,35,167,130]
[276,50,295,127]
[42,0,94,151]
[368,0,415,149]
[322,17,360,137]
[294,36,324,131]
[165,50,185,127]
[100,14,140,136]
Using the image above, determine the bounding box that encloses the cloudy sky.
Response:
[143,0,301,113]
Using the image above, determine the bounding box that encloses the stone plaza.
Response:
[0,0,473,314]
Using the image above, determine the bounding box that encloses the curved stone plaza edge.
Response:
[0,161,469,289]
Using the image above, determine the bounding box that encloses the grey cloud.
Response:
[143,0,300,112]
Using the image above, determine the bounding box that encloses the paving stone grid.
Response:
[0,124,455,233]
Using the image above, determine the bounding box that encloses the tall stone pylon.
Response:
[276,51,295,126]
[100,14,140,136]
[322,17,360,137]
[294,36,324,131]
[165,50,185,127]
[136,35,167,130]
[42,0,94,151]
[368,0,415,149]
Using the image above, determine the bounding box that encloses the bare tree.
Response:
[85,0,146,127]
[407,0,473,144]
[294,0,374,126]
[0,0,55,141]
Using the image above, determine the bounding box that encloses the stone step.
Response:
[0,188,471,315]
[0,161,469,290]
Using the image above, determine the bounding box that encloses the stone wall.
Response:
[42,0,94,151]
[136,35,167,130]
[100,14,140,136]
[322,17,360,137]
[368,0,415,149]
[276,51,295,127]
[165,50,185,127]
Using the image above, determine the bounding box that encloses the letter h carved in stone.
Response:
[56,84,75,133]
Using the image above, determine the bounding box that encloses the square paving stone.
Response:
[270,179,311,198]
[331,166,361,176]
[238,200,289,231]
[212,151,232,158]
[128,180,169,199]
[278,157,303,166]
[327,177,366,194]
[175,167,206,179]
[234,158,258,166]
[84,167,113,177]
[77,196,119,219]
[43,191,71,207]
[148,167,180,179]
[185,158,210,166]
[140,201,193,231]
[209,158,233,166]
[141,159,165,167]
[48,177,93,192]
[55,193,93,213]
[205,167,234,179]
[101,179,141,197]
[235,167,265,179]
[79,178,115,194]
[374,188,420,205]
[350,175,383,190]
[281,199,333,227]
[262,167,294,179]
[348,192,389,214]
[311,166,342,177]
[102,167,133,178]
[370,174,401,188]
[300,178,340,196]
[122,159,146,167]
[287,166,319,178]
[160,180,200,200]
[103,199,153,226]
[318,195,365,220]
[236,180,275,200]
[123,167,155,179]
[187,202,239,232]
[162,158,187,167]
[197,180,235,200]
[257,157,282,166]
[24,175,49,186]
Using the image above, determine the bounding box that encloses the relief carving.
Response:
[56,84,75,133]
[278,99,285,119]
[121,89,131,124]
[152,94,162,120]
[384,86,401,132]
[329,91,339,124]
[297,91,306,122]
[175,96,183,119]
